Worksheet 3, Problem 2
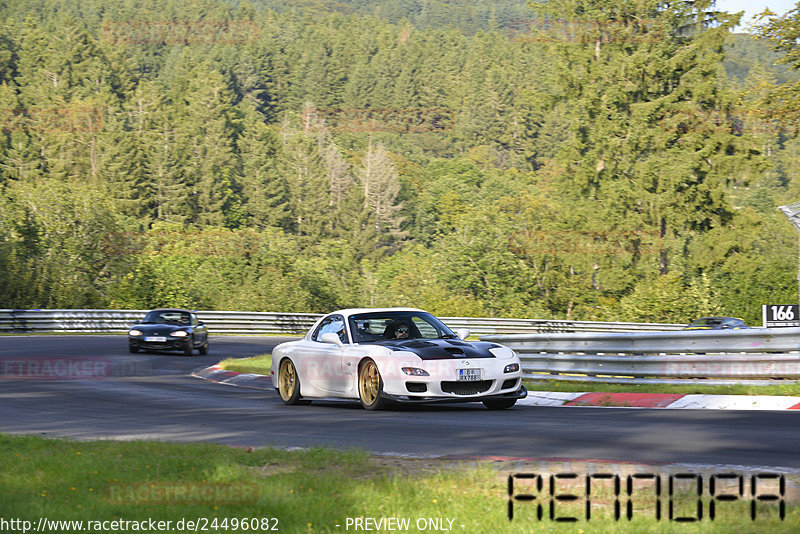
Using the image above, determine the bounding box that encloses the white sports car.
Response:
[269,308,527,410]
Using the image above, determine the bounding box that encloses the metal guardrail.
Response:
[0,309,684,335]
[481,328,800,385]
[0,309,321,335]
[437,317,684,335]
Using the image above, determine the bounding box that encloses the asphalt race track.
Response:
[1,335,799,470]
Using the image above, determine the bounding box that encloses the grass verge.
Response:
[217,354,272,374]
[524,379,800,397]
[2,433,797,533]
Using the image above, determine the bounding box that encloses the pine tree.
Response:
[531,0,755,281]
[356,141,405,246]
[175,62,240,226]
[752,6,800,129]
[0,82,40,183]
[276,124,331,238]
[237,104,290,229]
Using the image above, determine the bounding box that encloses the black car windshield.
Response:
[688,318,723,328]
[348,311,456,343]
[142,310,191,325]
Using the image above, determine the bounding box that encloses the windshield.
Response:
[688,318,719,327]
[348,311,456,343]
[143,310,191,325]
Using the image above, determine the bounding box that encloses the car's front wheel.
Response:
[128,344,139,354]
[184,338,194,356]
[358,358,385,410]
[199,339,208,355]
[482,398,517,410]
[278,359,310,405]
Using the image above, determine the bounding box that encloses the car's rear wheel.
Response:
[482,398,517,410]
[358,359,385,410]
[278,359,310,405]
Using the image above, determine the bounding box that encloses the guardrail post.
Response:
[11,309,29,332]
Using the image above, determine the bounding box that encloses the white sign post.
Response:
[763,304,800,328]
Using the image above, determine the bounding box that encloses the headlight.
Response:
[489,346,516,359]
[402,367,429,376]
[504,363,520,373]
[128,329,142,336]
[170,331,188,338]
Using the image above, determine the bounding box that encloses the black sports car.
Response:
[128,308,209,355]
[683,317,749,330]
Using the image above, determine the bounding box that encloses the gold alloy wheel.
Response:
[358,360,385,410]
[358,359,382,408]
[278,359,297,402]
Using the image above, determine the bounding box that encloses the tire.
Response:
[278,359,310,405]
[129,344,139,354]
[184,338,194,356]
[482,398,517,410]
[199,339,208,355]
[358,358,386,410]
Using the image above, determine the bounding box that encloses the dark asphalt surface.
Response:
[1,335,798,469]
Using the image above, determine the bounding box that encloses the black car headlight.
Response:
[504,363,520,373]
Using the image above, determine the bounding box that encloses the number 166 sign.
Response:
[763,305,800,327]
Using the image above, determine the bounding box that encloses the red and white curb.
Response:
[192,364,273,389]
[194,365,800,410]
[517,391,800,410]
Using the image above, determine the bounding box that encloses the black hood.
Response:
[371,338,502,360]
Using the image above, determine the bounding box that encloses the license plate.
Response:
[457,368,482,381]
[144,336,167,342]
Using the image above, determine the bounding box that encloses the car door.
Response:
[304,314,348,395]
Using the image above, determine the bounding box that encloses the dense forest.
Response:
[1,0,800,325]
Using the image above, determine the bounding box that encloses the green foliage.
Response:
[0,179,122,308]
[10,434,798,534]
[616,272,721,323]
[724,33,800,86]
[0,0,798,324]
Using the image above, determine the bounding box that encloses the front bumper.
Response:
[381,385,527,404]
[129,338,190,351]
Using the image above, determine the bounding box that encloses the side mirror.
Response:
[456,328,470,340]
[320,332,344,347]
